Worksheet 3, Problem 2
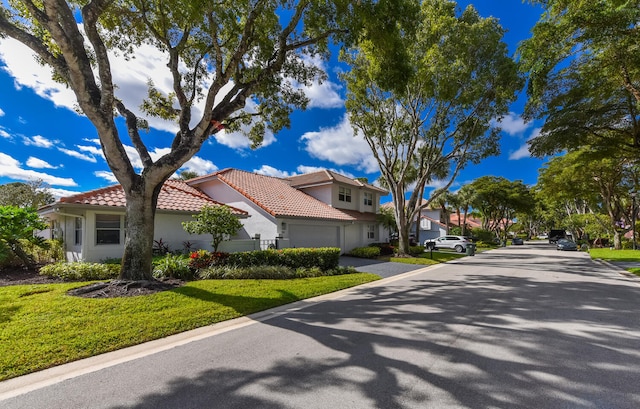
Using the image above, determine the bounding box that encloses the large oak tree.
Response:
[0,0,410,280]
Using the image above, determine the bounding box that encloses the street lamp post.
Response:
[632,192,637,250]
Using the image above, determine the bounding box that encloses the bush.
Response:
[408,245,425,256]
[369,242,395,255]
[471,228,496,244]
[226,247,340,271]
[153,254,194,280]
[188,250,229,271]
[197,264,358,280]
[348,246,380,259]
[39,262,120,281]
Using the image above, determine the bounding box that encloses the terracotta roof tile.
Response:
[287,169,388,194]
[57,179,247,215]
[214,169,356,221]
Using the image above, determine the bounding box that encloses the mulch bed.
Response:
[0,267,184,298]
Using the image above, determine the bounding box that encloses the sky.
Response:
[0,1,546,201]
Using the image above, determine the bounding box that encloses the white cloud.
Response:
[509,127,541,160]
[94,170,118,184]
[300,114,378,173]
[26,157,57,169]
[49,187,82,200]
[180,156,218,175]
[0,108,4,116]
[58,147,97,162]
[0,152,77,186]
[77,144,105,158]
[23,135,55,148]
[296,165,356,179]
[0,128,10,139]
[212,127,277,150]
[254,165,296,178]
[293,54,343,109]
[494,112,531,136]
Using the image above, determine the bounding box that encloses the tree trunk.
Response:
[119,183,160,281]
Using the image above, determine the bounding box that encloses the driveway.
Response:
[339,255,427,278]
[2,244,640,408]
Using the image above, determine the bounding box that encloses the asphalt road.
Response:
[2,242,640,408]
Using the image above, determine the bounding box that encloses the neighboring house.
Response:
[38,179,248,262]
[188,168,388,253]
[39,169,388,262]
[448,214,482,233]
[380,200,447,244]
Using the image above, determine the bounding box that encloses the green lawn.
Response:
[589,248,640,277]
[0,274,378,381]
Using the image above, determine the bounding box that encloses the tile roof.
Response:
[287,169,388,194]
[211,169,358,221]
[52,179,247,215]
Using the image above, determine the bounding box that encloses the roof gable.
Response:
[209,169,357,221]
[287,170,387,194]
[48,179,247,215]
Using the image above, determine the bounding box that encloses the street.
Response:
[2,243,640,408]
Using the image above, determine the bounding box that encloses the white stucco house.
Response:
[38,168,388,262]
[381,200,448,244]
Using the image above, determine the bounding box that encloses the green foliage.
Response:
[226,248,341,271]
[342,0,522,256]
[198,265,358,280]
[518,1,640,158]
[0,206,49,267]
[0,180,55,209]
[471,228,497,244]
[183,205,243,251]
[369,242,395,255]
[152,254,194,280]
[408,245,426,256]
[188,250,229,271]
[39,262,120,281]
[19,239,65,264]
[348,246,381,259]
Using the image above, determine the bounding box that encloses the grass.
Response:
[0,273,378,381]
[589,248,640,277]
[390,250,467,265]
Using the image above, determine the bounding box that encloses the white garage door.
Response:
[289,224,339,248]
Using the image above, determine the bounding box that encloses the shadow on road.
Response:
[115,256,640,409]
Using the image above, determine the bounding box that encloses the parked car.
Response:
[424,235,472,253]
[512,237,524,245]
[556,238,578,251]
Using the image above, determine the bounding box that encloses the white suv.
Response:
[424,235,472,253]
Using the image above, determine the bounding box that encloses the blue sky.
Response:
[0,1,546,200]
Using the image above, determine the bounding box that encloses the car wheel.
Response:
[455,245,464,253]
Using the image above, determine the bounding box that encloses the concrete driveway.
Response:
[2,243,640,408]
[339,255,427,278]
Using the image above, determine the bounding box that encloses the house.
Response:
[38,169,388,262]
[380,200,448,244]
[37,179,249,262]
[188,168,388,252]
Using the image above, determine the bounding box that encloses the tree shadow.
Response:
[103,263,640,409]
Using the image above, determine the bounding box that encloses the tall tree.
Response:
[342,0,522,255]
[518,1,640,158]
[0,0,411,280]
[469,176,535,242]
[0,180,55,209]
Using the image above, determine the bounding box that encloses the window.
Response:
[339,187,352,203]
[74,217,82,245]
[96,214,121,244]
[367,224,376,239]
[420,218,431,230]
[363,192,373,206]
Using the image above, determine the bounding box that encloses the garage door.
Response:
[289,224,339,248]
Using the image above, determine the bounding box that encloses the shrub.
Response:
[369,242,395,255]
[197,264,359,280]
[348,246,380,259]
[39,262,120,281]
[153,254,194,280]
[226,247,340,271]
[188,250,229,271]
[408,245,425,256]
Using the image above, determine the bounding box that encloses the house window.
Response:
[420,218,431,230]
[367,224,376,239]
[339,187,352,203]
[363,192,373,206]
[74,217,82,245]
[96,214,121,245]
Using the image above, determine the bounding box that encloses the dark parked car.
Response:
[556,238,578,251]
[512,237,524,245]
